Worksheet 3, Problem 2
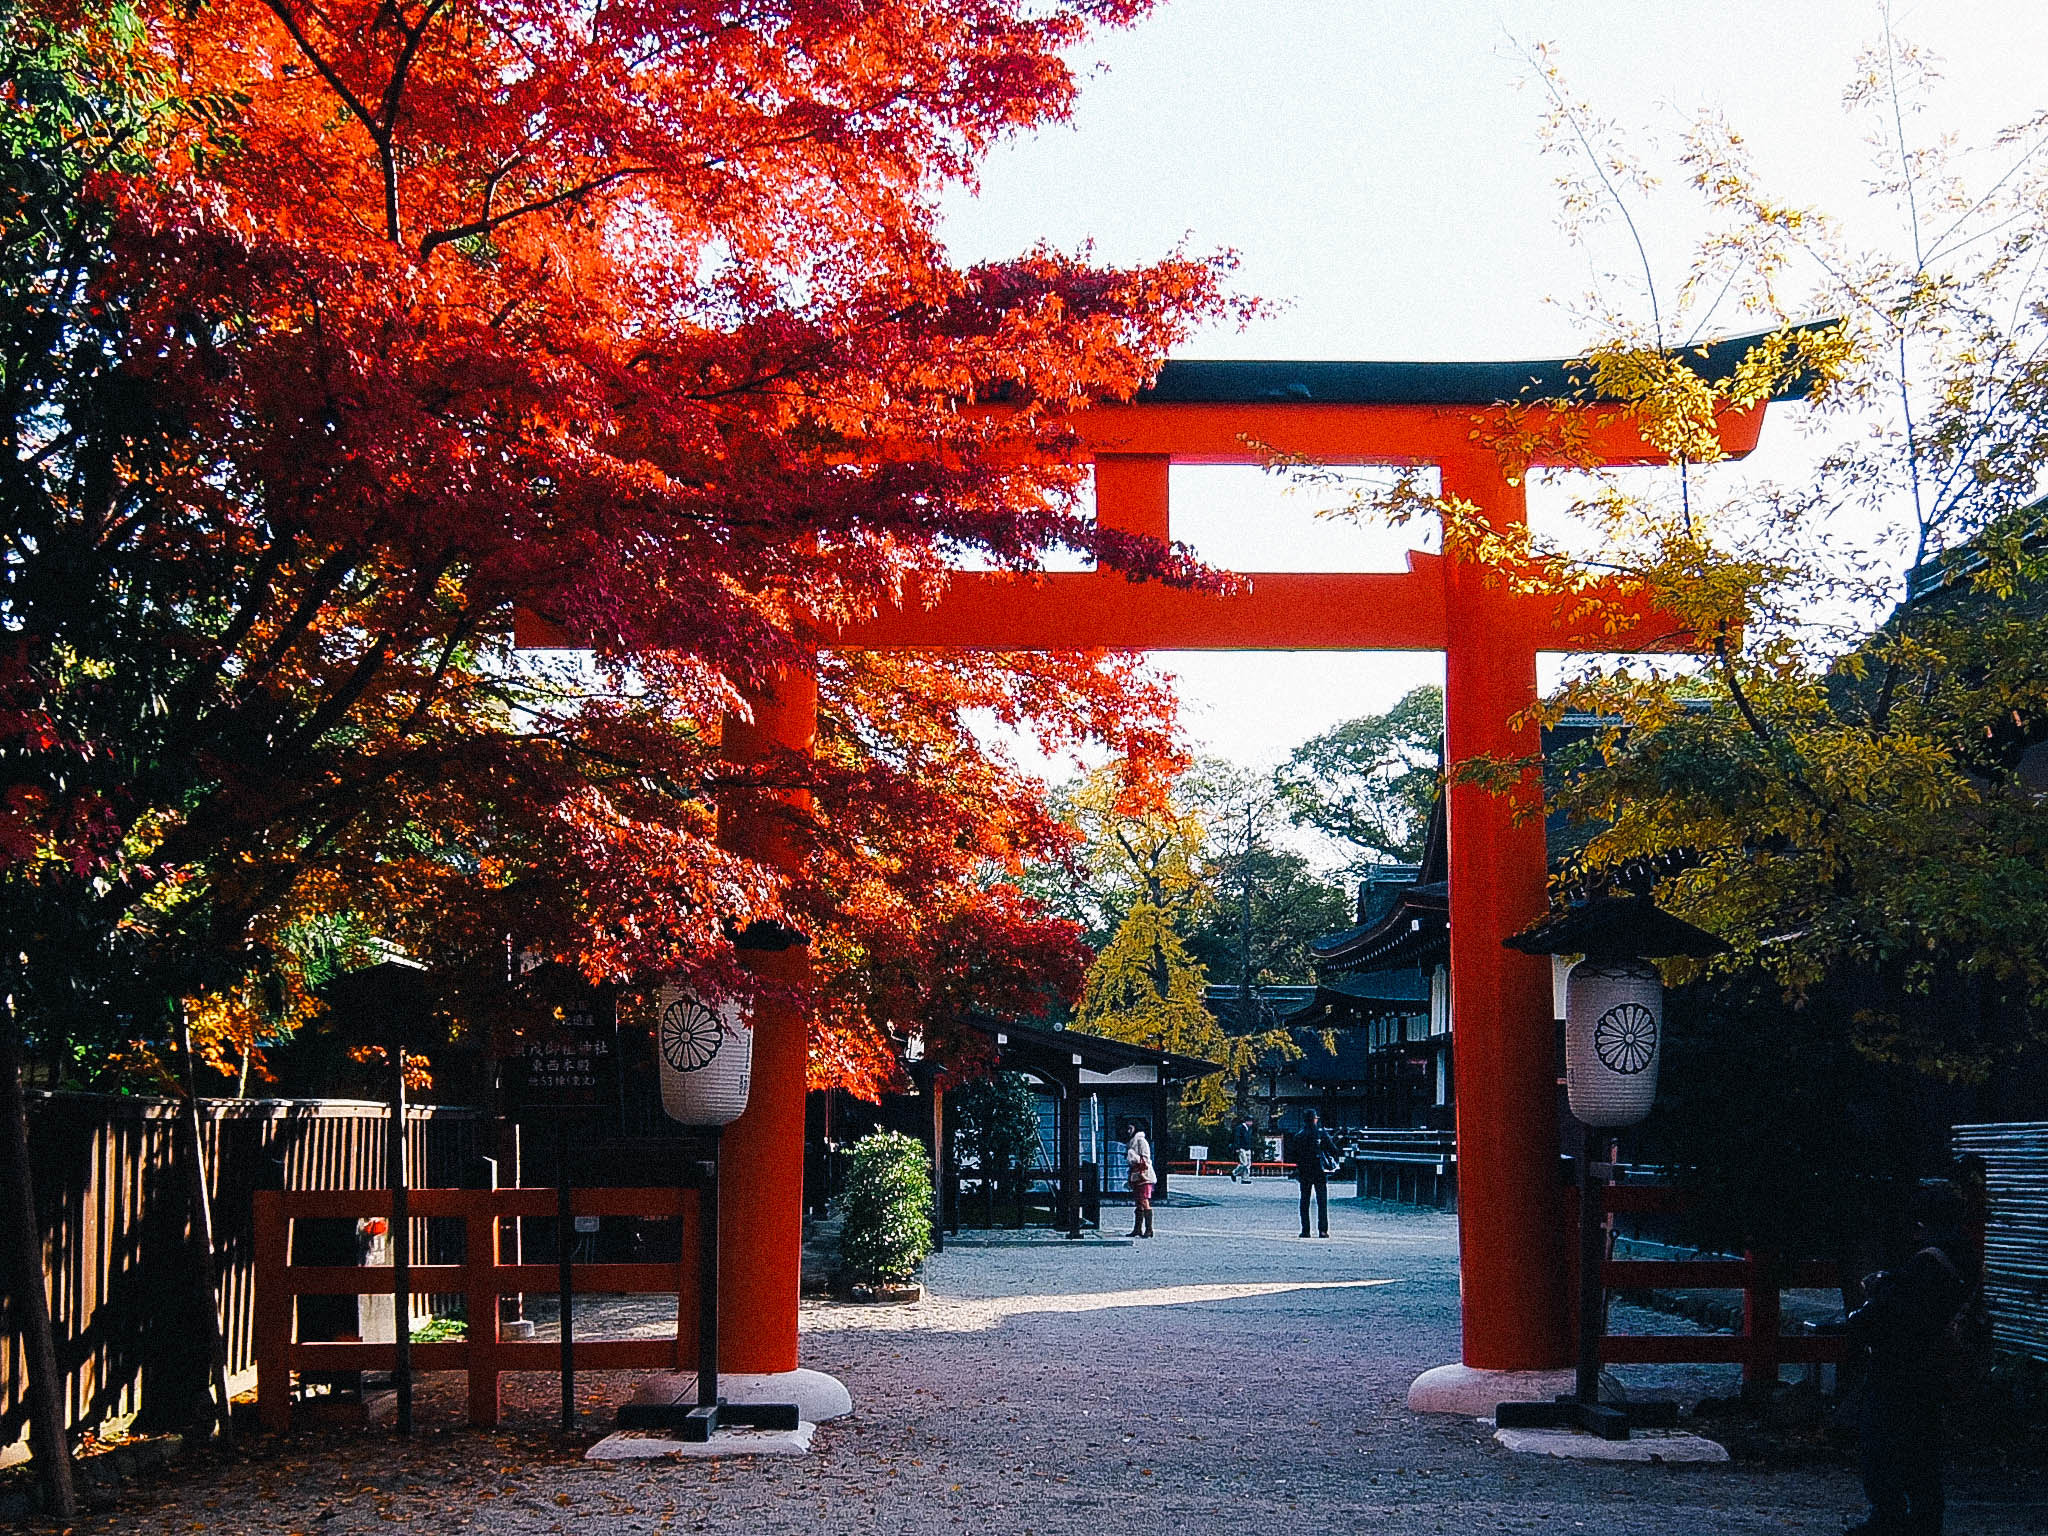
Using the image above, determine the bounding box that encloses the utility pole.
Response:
[1234,794,1259,1122]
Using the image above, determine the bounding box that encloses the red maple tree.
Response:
[7,0,1234,1095]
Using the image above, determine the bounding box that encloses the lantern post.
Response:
[1494,895,1728,1441]
[614,985,799,1442]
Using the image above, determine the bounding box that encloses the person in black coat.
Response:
[1842,1181,1975,1536]
[1283,1109,1341,1238]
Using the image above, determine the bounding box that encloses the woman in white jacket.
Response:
[1122,1119,1155,1239]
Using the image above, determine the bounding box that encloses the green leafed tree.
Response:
[1323,24,2048,1253]
[1276,686,1443,869]
[1186,763,1346,1117]
[949,1070,1042,1183]
[1188,844,1350,1002]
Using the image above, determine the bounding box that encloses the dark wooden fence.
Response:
[1348,1130,1458,1208]
[1,1094,488,1458]
[941,1165,1102,1233]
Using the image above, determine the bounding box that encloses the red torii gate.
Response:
[525,338,1794,1390]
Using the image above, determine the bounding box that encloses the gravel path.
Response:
[70,1179,2047,1535]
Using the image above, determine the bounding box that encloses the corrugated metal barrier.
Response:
[1953,1120,2048,1363]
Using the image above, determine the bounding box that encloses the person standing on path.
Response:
[1843,1181,1976,1536]
[1284,1109,1341,1237]
[1122,1119,1155,1238]
[1230,1114,1256,1183]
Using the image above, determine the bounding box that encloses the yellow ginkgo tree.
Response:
[1064,763,1303,1126]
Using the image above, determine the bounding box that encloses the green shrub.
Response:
[839,1130,934,1285]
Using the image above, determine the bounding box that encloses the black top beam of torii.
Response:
[1138,326,1827,407]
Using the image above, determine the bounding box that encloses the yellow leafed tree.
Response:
[1066,760,1307,1123]
[1074,900,1232,1120]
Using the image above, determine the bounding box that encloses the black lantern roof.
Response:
[1503,894,1729,960]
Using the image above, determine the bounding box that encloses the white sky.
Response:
[937,0,2048,777]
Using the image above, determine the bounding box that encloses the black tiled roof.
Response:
[961,1017,1223,1080]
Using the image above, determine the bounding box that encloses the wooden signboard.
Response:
[498,976,620,1125]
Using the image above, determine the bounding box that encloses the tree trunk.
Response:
[177,1013,235,1444]
[0,1021,77,1517]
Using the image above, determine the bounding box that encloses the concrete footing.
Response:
[1407,1362,1623,1415]
[584,1368,852,1461]
[1493,1426,1728,1462]
[587,1422,815,1460]
[620,1367,853,1423]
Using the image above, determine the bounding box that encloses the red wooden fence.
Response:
[1586,1183,1847,1390]
[254,1186,700,1431]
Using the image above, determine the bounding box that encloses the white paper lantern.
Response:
[656,987,753,1126]
[1563,958,1662,1127]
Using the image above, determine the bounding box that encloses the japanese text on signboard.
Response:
[502,990,620,1121]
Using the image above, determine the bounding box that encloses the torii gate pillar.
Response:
[1438,454,1569,1371]
[717,669,816,1374]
